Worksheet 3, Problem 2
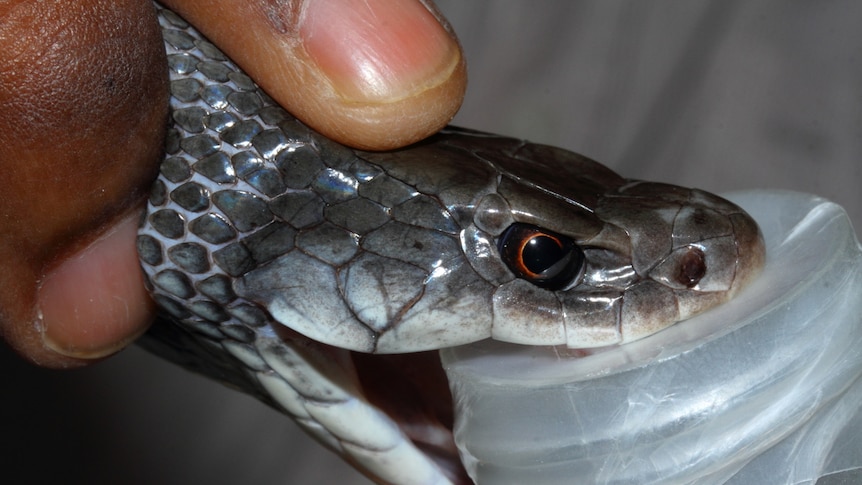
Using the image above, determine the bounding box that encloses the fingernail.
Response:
[299,0,461,102]
[38,213,153,360]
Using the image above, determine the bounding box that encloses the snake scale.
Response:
[137,3,766,483]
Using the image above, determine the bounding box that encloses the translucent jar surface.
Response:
[443,191,862,485]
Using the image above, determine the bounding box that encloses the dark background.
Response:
[4,1,861,483]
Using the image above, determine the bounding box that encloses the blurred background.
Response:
[4,1,860,483]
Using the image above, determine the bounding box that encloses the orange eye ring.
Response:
[498,223,585,290]
[514,232,564,277]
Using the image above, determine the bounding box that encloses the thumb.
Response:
[162,0,467,150]
[0,0,167,367]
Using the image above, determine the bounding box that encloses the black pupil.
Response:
[523,235,565,274]
[497,222,585,291]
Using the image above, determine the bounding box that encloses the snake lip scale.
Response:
[138,3,766,483]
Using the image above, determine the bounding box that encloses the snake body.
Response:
[138,4,765,483]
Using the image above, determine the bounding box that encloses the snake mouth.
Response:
[265,323,471,484]
[351,351,470,484]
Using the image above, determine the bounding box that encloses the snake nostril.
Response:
[676,247,707,288]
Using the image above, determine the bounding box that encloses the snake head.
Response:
[452,132,766,349]
[227,129,764,353]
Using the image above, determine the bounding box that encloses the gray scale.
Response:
[311,132,358,171]
[242,222,295,264]
[227,304,269,327]
[188,213,236,244]
[276,146,326,189]
[194,39,226,62]
[221,120,263,148]
[268,191,325,228]
[212,243,255,277]
[149,209,185,239]
[232,151,264,178]
[362,222,459,272]
[205,111,237,132]
[160,157,192,183]
[219,324,256,344]
[222,341,268,371]
[392,194,459,234]
[149,179,167,206]
[250,129,290,160]
[186,320,224,340]
[167,242,210,274]
[339,253,428,331]
[180,133,219,158]
[200,84,232,110]
[190,300,230,323]
[169,78,203,103]
[196,274,236,304]
[164,127,181,154]
[166,53,197,75]
[348,158,384,182]
[312,168,359,203]
[153,294,191,320]
[170,182,210,212]
[153,269,195,299]
[172,106,206,132]
[323,198,390,234]
[227,91,263,116]
[243,167,286,197]
[356,174,417,207]
[295,222,359,266]
[197,61,231,82]
[258,106,291,125]
[212,190,272,232]
[194,152,235,183]
[136,235,163,266]
[228,71,256,91]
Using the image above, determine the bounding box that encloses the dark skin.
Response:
[0,0,466,368]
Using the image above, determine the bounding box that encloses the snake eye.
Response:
[498,223,585,290]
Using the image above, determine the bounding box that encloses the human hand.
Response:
[0,0,465,368]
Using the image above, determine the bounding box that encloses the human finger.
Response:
[161,0,466,150]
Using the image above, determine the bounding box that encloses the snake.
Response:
[137,3,766,484]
